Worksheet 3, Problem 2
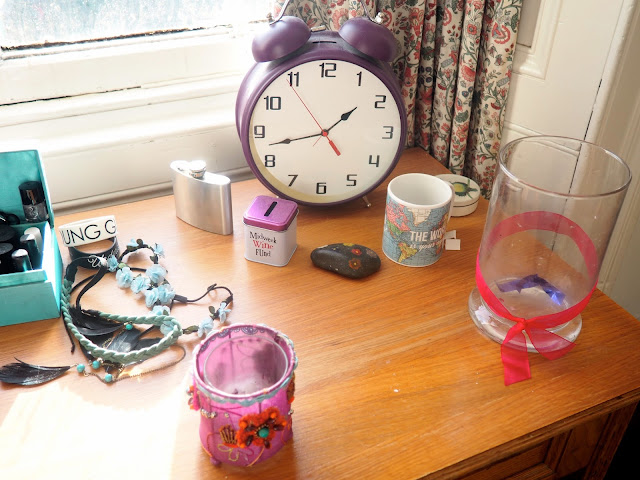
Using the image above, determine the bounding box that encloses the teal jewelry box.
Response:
[0,148,63,326]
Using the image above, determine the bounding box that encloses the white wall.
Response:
[591,1,640,319]
[503,0,640,319]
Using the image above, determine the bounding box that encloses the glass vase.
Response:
[469,136,632,384]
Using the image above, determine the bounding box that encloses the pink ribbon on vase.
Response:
[475,211,598,385]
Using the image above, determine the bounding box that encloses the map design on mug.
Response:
[383,200,449,266]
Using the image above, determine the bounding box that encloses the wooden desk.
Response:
[1,148,639,479]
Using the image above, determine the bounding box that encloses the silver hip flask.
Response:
[170,160,233,235]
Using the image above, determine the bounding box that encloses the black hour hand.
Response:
[326,107,357,133]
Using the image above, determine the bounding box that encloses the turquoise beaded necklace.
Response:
[60,239,233,384]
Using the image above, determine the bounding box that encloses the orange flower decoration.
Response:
[219,425,238,448]
[236,406,287,449]
[187,384,199,410]
[287,374,296,404]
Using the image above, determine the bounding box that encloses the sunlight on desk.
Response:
[1,149,639,479]
[0,382,185,479]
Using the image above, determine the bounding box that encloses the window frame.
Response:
[1,29,256,105]
[0,28,260,214]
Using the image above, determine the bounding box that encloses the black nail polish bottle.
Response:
[0,242,14,274]
[19,181,49,223]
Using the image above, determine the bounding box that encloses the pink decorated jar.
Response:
[189,324,297,466]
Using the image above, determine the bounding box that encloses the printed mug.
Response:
[382,173,453,267]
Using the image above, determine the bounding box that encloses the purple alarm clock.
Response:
[236,0,407,207]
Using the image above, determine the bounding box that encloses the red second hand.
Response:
[322,130,341,156]
[288,81,341,156]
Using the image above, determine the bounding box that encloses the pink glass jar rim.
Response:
[499,135,632,198]
[193,323,297,406]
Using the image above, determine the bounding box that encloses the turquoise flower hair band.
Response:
[0,238,233,386]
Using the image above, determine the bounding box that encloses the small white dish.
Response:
[436,174,481,216]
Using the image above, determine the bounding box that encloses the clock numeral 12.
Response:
[319,62,336,78]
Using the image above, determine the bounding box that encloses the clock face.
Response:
[248,59,403,205]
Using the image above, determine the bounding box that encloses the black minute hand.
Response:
[269,131,323,146]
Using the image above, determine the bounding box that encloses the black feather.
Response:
[103,326,161,373]
[107,327,145,354]
[0,359,71,385]
[106,325,161,353]
[78,340,97,362]
[134,337,162,349]
[77,331,118,362]
[69,306,123,337]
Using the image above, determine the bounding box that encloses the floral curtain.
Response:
[273,0,522,198]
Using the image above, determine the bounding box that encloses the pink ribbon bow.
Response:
[475,211,598,385]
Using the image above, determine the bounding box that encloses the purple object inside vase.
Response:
[497,274,566,305]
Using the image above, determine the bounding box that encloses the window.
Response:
[0,1,272,213]
[1,0,268,48]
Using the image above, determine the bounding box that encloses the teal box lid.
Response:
[0,148,62,326]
